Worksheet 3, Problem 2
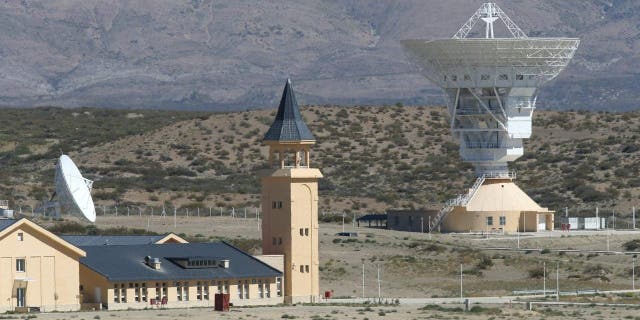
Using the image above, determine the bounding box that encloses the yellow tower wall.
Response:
[262,168,321,304]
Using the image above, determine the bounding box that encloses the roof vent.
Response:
[144,256,161,270]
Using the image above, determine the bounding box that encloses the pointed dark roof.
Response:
[263,79,315,142]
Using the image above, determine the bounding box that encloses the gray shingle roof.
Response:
[61,235,167,246]
[0,219,17,232]
[79,242,282,281]
[263,79,315,142]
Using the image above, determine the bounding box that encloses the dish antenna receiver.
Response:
[401,2,579,231]
[42,155,96,223]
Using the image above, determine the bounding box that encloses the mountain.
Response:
[0,0,638,110]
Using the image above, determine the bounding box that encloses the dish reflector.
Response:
[55,155,96,223]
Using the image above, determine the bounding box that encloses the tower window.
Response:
[16,259,25,272]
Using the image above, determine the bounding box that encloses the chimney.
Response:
[152,258,161,270]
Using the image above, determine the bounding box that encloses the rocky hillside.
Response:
[1,106,639,215]
[0,1,638,110]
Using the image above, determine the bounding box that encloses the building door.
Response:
[95,287,102,303]
[17,288,26,307]
[537,215,546,231]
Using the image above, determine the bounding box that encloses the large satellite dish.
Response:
[53,155,96,223]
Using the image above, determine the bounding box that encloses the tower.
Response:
[261,79,322,303]
[401,2,579,232]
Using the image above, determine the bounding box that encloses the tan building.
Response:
[261,79,322,304]
[77,242,283,310]
[442,178,554,233]
[0,218,86,313]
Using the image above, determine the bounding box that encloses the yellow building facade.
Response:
[261,79,322,303]
[442,179,554,233]
[0,218,85,312]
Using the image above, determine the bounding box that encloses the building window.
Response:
[121,284,127,303]
[17,233,23,241]
[499,74,508,80]
[464,74,471,81]
[224,281,229,294]
[516,74,524,80]
[272,237,276,245]
[278,237,282,245]
[141,283,147,302]
[451,75,457,81]
[258,280,264,298]
[276,278,282,297]
[299,265,304,273]
[155,283,161,300]
[237,281,244,299]
[204,283,209,300]
[265,281,271,298]
[486,216,493,226]
[114,284,120,303]
[305,228,309,236]
[196,281,203,301]
[305,265,310,273]
[134,283,140,302]
[176,282,188,301]
[162,282,168,299]
[16,259,25,272]
[299,228,303,236]
[272,201,283,209]
[499,216,506,226]
[244,281,249,299]
[217,281,223,294]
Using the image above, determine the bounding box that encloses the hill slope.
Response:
[1,106,639,215]
[0,1,638,110]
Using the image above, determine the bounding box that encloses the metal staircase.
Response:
[429,175,486,232]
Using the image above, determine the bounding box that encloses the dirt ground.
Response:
[32,303,640,320]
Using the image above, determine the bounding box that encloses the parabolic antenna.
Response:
[54,155,96,223]
[400,2,579,232]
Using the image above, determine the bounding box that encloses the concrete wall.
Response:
[0,222,83,312]
[387,210,439,232]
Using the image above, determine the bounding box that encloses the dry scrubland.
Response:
[2,106,640,217]
[33,215,640,320]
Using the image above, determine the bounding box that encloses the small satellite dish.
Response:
[54,155,96,223]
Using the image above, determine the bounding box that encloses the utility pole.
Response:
[543,261,546,295]
[377,264,381,301]
[556,263,559,302]
[362,263,365,299]
[633,255,637,291]
[460,264,463,299]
